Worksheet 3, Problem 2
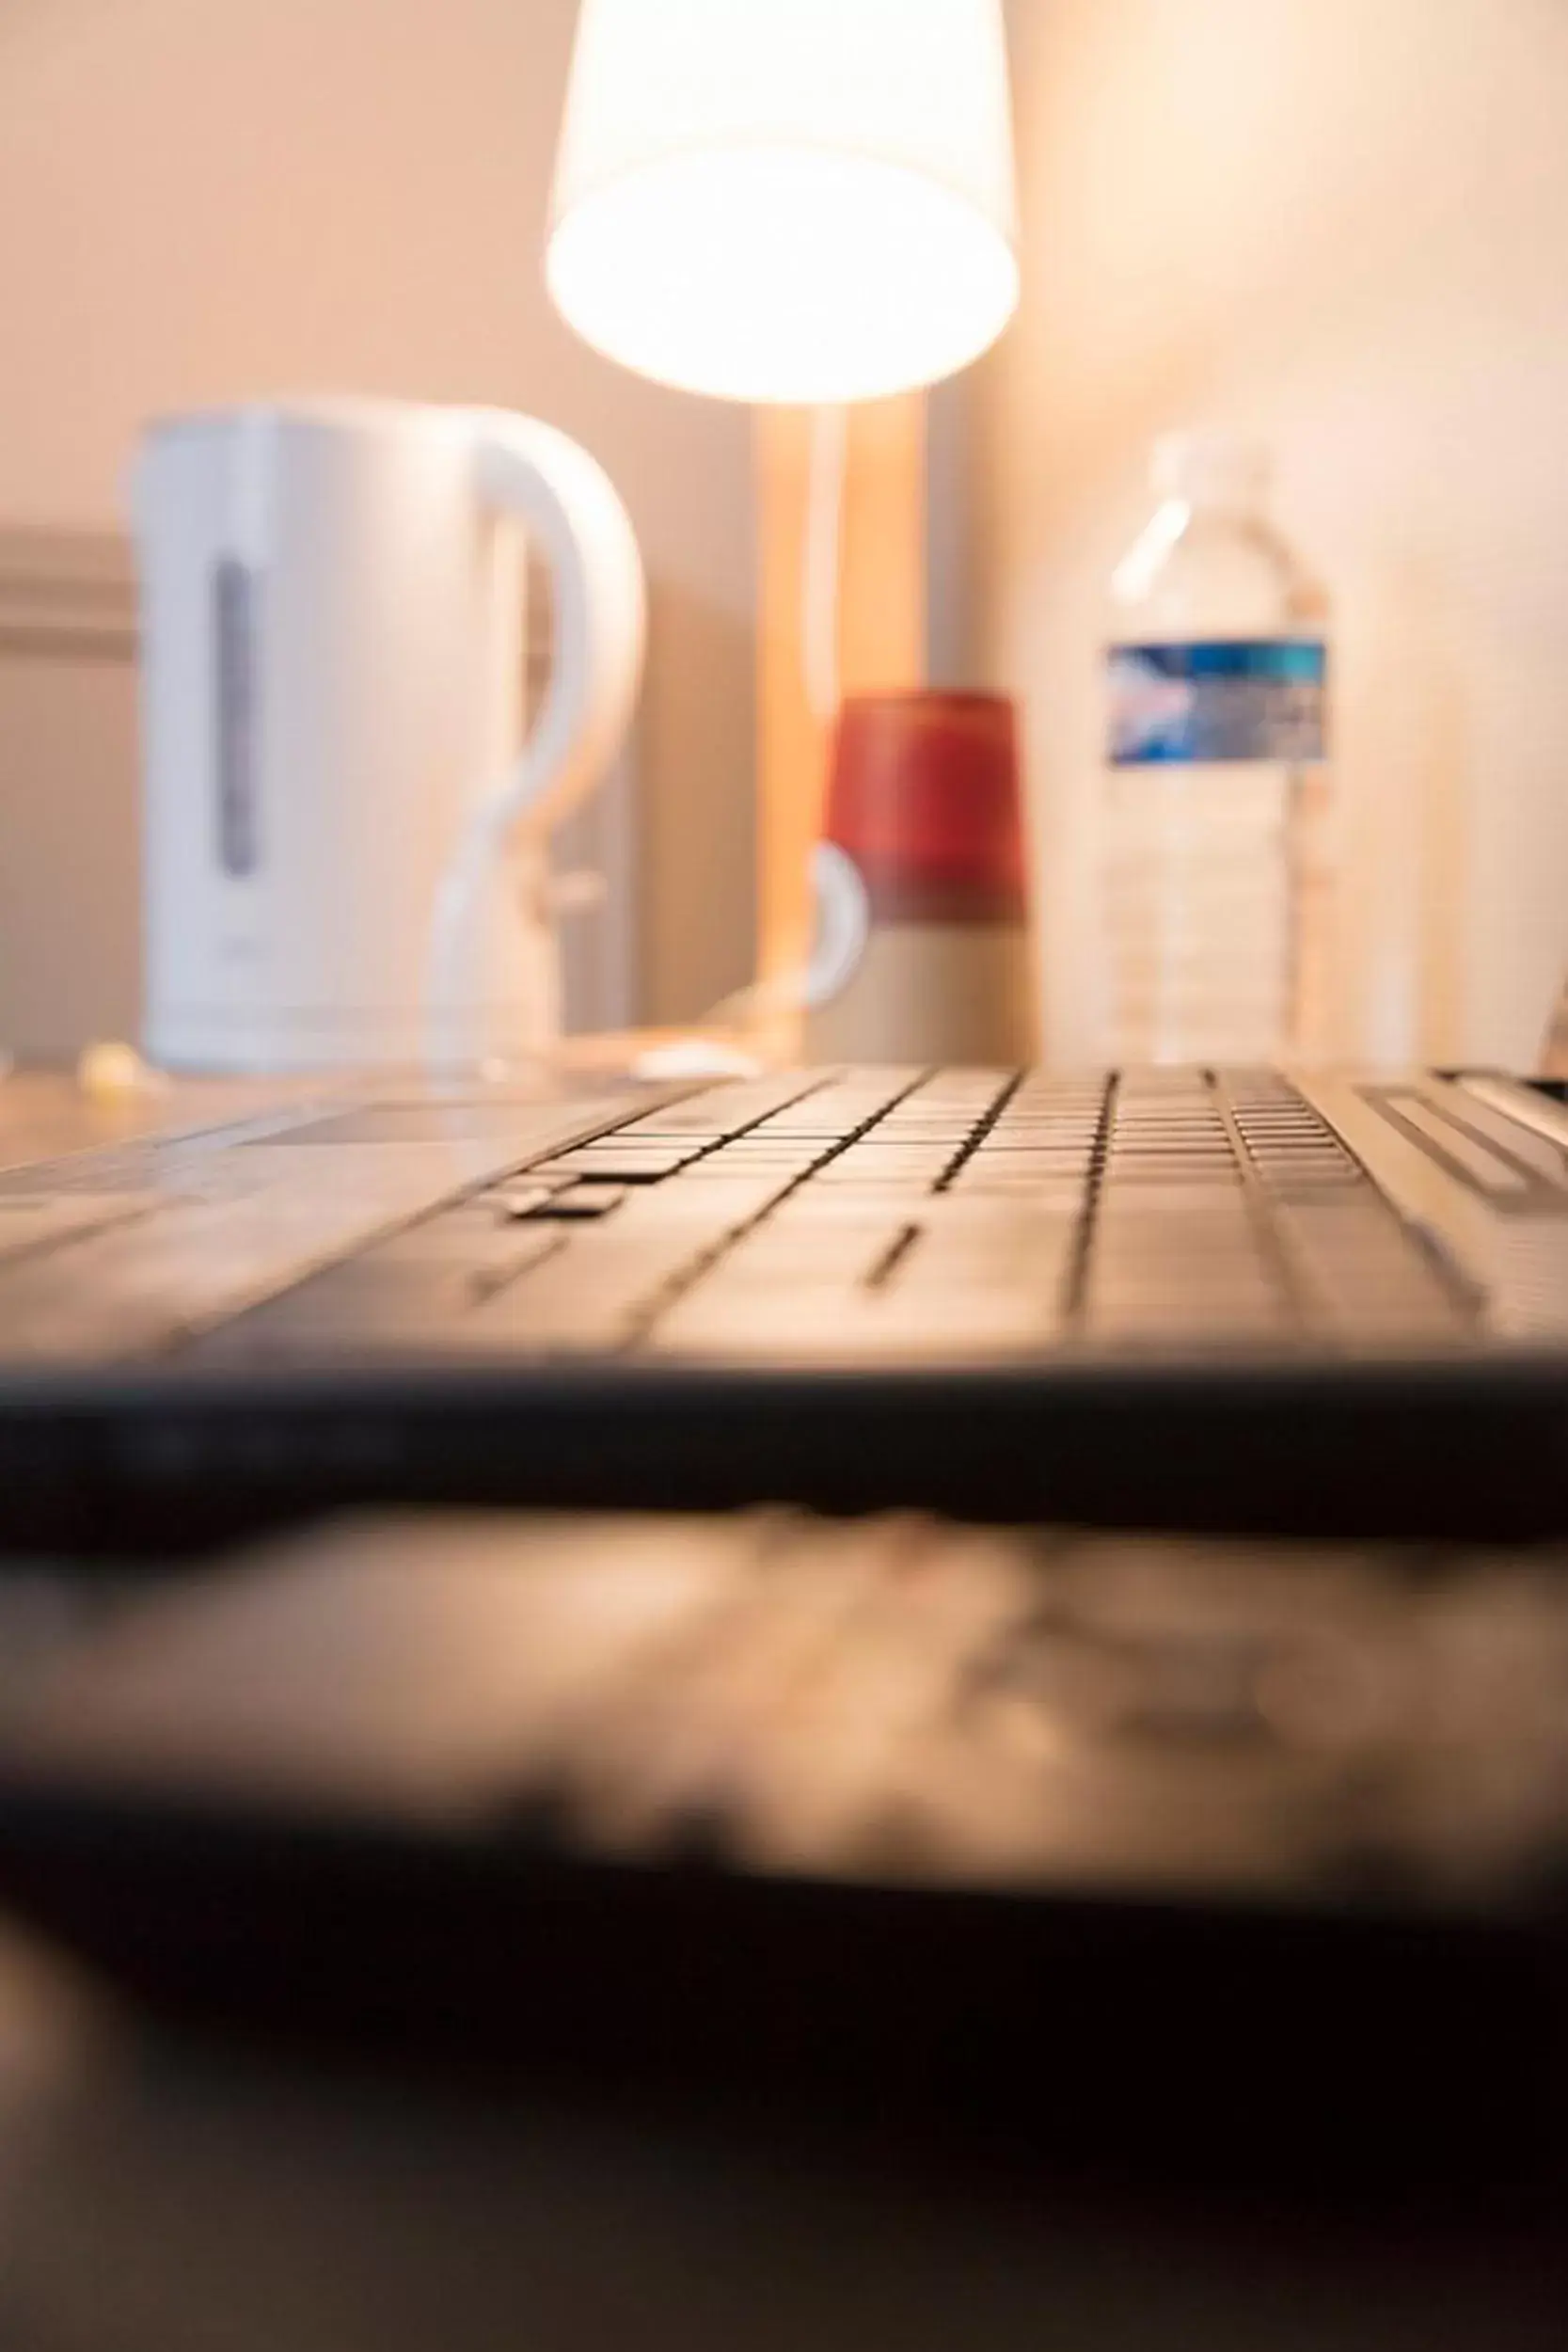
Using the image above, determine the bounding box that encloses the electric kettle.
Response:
[133,398,645,1073]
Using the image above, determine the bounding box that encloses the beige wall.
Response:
[971,0,1568,1067]
[0,0,755,1035]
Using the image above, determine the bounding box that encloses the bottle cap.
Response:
[1152,429,1270,512]
[824,692,1026,924]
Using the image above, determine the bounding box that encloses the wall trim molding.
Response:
[0,527,137,661]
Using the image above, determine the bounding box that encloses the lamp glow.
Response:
[546,0,1020,404]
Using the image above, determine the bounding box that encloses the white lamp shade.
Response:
[546,0,1020,404]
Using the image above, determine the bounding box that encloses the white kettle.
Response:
[133,398,645,1073]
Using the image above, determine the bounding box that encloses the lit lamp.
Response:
[547,0,1018,405]
[546,0,1019,1004]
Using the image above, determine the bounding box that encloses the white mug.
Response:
[133,398,644,1073]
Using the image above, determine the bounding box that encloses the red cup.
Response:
[824,692,1026,925]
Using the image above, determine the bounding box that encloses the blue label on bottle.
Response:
[1108,639,1326,766]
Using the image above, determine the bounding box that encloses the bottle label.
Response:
[1107,639,1326,766]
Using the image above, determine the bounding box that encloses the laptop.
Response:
[0,1502,1564,2177]
[3,1060,1568,2171]
[0,1060,1567,1546]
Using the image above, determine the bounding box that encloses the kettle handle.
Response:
[467,412,645,842]
[425,416,645,1067]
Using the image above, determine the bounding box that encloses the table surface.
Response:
[0,1919,1561,2352]
[0,1066,1563,2349]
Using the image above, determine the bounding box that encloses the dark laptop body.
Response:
[0,1503,1566,2182]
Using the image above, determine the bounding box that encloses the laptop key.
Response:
[514,1183,628,1220]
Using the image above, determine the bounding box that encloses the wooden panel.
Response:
[754,397,927,1034]
[0,530,141,1061]
[838,394,927,697]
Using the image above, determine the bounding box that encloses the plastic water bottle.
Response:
[1101,432,1329,1065]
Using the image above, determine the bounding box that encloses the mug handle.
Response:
[803,842,871,1006]
[697,843,869,1032]
[425,413,645,1066]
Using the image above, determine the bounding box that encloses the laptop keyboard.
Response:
[180,1068,1477,1367]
